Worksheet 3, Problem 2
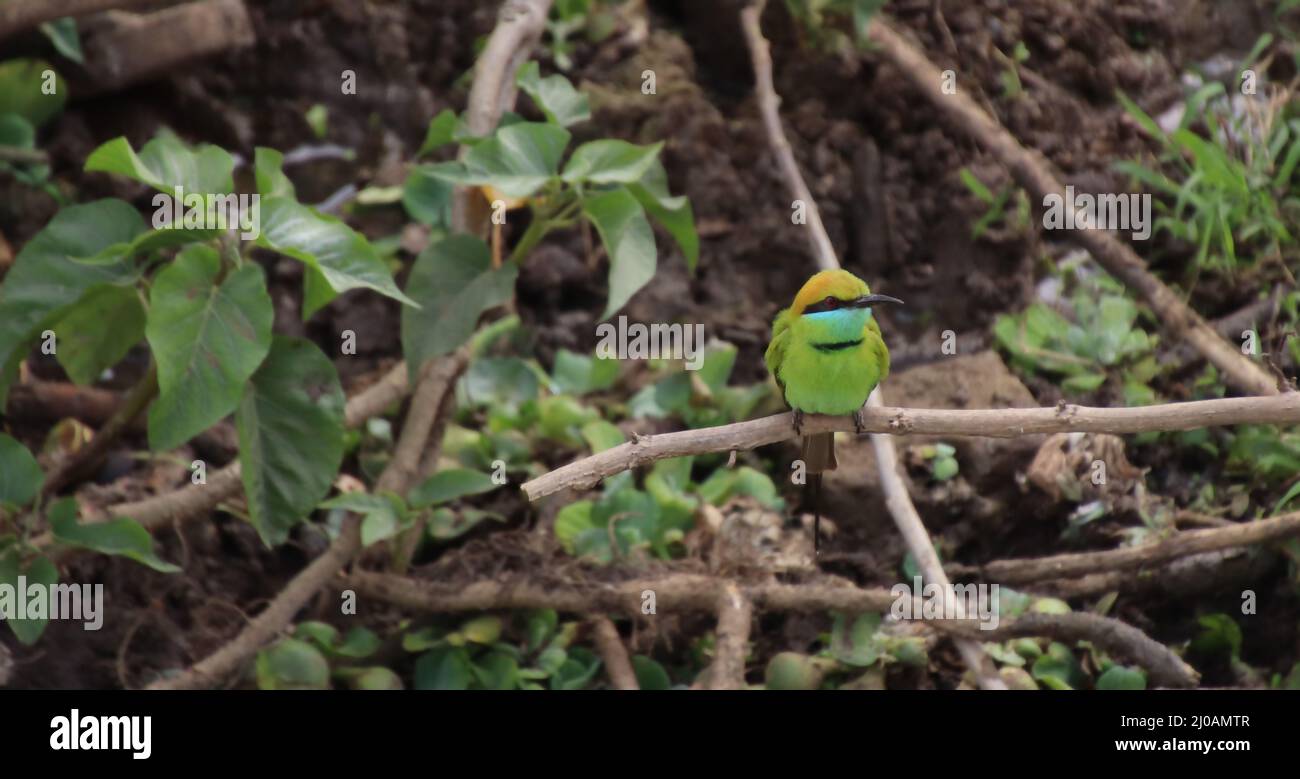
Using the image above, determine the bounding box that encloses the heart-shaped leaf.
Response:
[52,284,145,386]
[583,187,656,319]
[0,199,143,407]
[237,337,346,547]
[427,122,570,199]
[400,234,517,379]
[516,61,590,127]
[49,498,179,573]
[0,551,58,645]
[563,140,662,185]
[86,132,235,196]
[146,245,273,451]
[408,468,498,508]
[256,196,417,318]
[0,434,43,508]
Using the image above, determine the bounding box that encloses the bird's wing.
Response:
[867,316,890,381]
[764,307,792,395]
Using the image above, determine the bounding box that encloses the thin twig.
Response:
[708,582,753,690]
[864,17,1278,397]
[866,388,1003,687]
[146,518,363,689]
[589,617,639,690]
[522,392,1300,500]
[41,363,158,496]
[949,510,1300,585]
[0,0,156,40]
[740,0,837,272]
[0,145,48,165]
[940,612,1199,688]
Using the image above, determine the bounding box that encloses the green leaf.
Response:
[581,420,624,453]
[294,621,340,649]
[237,337,346,546]
[427,122,571,199]
[426,507,504,541]
[516,61,590,127]
[401,235,517,379]
[321,493,408,547]
[0,550,58,645]
[253,147,295,199]
[551,646,602,689]
[732,466,783,509]
[347,667,403,690]
[550,348,619,395]
[458,357,540,409]
[1096,665,1147,690]
[85,133,235,196]
[632,655,671,690]
[52,284,145,386]
[830,612,884,667]
[304,104,328,139]
[415,647,474,690]
[334,627,382,659]
[583,187,656,319]
[256,639,331,690]
[553,500,596,553]
[72,226,220,268]
[408,468,497,508]
[0,434,43,507]
[48,499,179,572]
[0,112,46,184]
[562,140,663,185]
[417,109,459,156]
[39,18,84,64]
[931,455,959,482]
[256,196,417,317]
[146,245,273,451]
[0,200,143,407]
[402,165,453,227]
[628,160,698,272]
[0,60,66,128]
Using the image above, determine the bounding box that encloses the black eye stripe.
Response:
[803,298,844,314]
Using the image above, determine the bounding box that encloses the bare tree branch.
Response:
[740,0,837,271]
[941,612,1199,688]
[708,582,753,689]
[344,570,1195,687]
[522,393,1300,501]
[0,0,156,40]
[950,510,1300,585]
[589,617,639,690]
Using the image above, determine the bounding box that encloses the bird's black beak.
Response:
[853,293,904,307]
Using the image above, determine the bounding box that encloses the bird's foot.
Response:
[792,408,805,437]
[852,408,866,435]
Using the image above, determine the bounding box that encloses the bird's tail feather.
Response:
[802,431,837,473]
[801,433,835,555]
[809,472,822,555]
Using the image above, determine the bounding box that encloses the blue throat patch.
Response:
[803,307,870,344]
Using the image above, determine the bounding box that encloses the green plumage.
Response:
[764,269,898,553]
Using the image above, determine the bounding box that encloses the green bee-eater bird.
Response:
[764,269,903,553]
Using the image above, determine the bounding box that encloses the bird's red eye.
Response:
[823,296,835,306]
